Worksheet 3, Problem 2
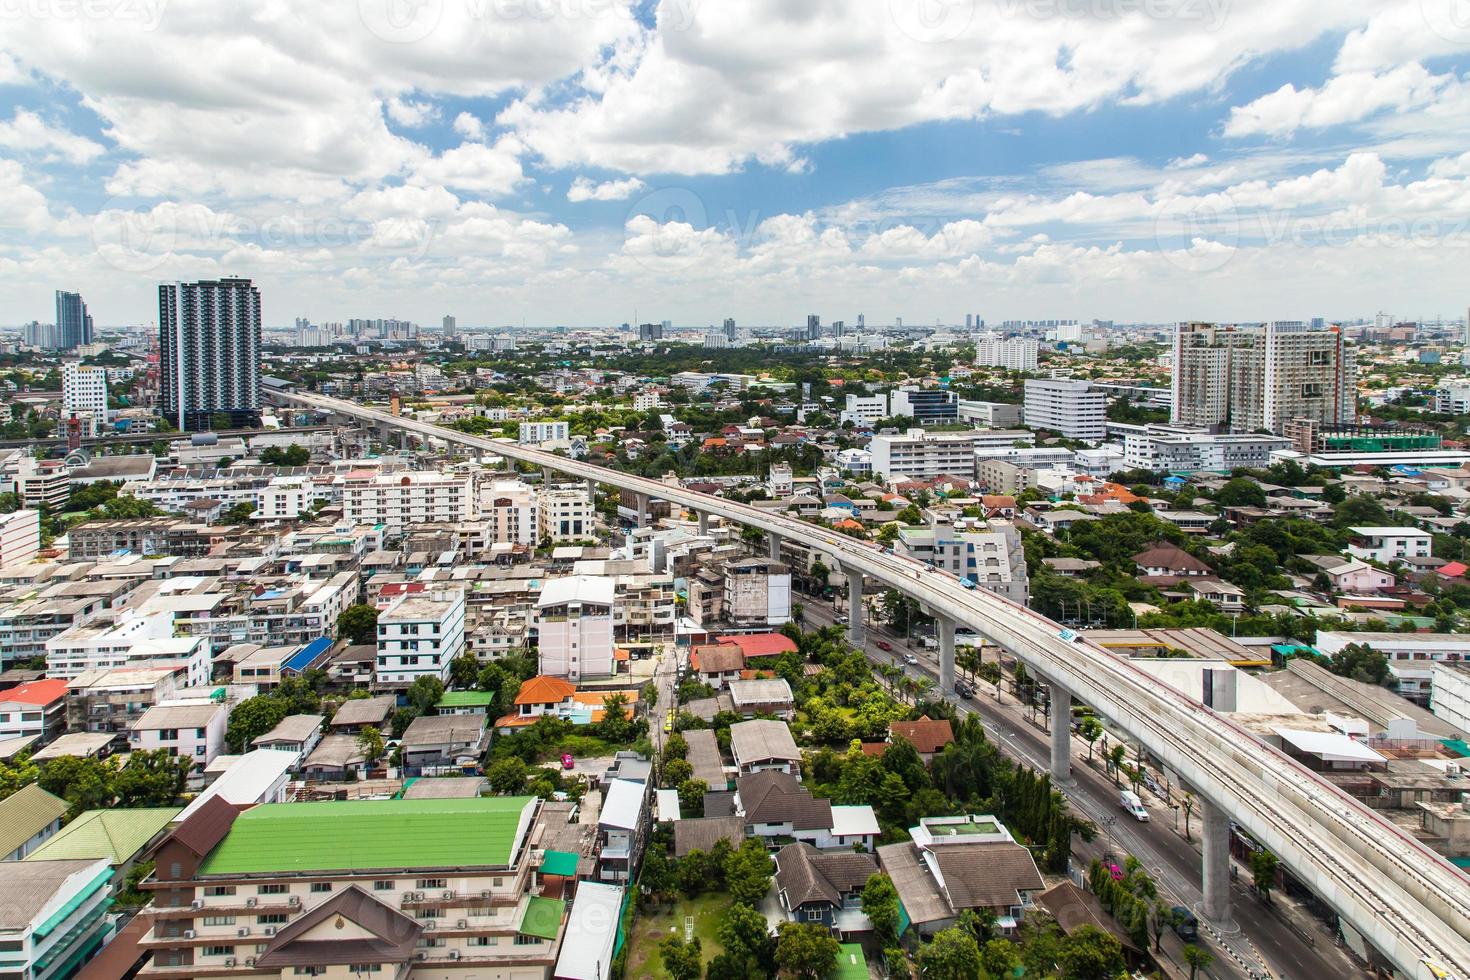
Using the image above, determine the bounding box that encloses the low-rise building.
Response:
[0,858,115,977]
[375,588,466,686]
[0,783,68,861]
[722,557,792,627]
[0,678,70,744]
[728,678,796,720]
[772,842,878,933]
[400,714,489,775]
[535,575,615,681]
[137,794,569,978]
[249,714,324,767]
[129,698,227,780]
[729,719,802,779]
[1347,527,1433,563]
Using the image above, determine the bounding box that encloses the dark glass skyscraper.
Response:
[159,278,262,432]
[54,290,92,350]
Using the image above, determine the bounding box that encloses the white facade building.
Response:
[254,475,313,521]
[61,361,108,424]
[1123,425,1293,473]
[519,420,569,445]
[482,479,539,545]
[130,698,228,773]
[375,588,466,685]
[840,393,889,426]
[870,429,1034,482]
[539,484,595,541]
[45,611,212,686]
[1346,527,1433,563]
[973,336,1039,370]
[535,575,615,682]
[723,558,792,627]
[0,508,39,567]
[1023,379,1106,442]
[340,471,473,534]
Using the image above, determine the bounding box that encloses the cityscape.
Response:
[2,5,1470,980]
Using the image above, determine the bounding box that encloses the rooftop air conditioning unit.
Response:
[424,921,436,931]
[224,959,236,968]
[183,930,195,940]
[480,889,492,899]
[442,890,454,901]
[449,950,460,960]
[237,927,250,937]
[457,919,467,929]
[264,926,277,937]
[416,953,427,961]
[245,958,256,967]
[190,899,203,909]
[289,896,300,906]
[245,897,256,908]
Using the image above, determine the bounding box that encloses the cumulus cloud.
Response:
[566,176,646,201]
[0,109,106,165]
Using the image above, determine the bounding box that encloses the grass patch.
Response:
[623,893,731,979]
[548,733,614,761]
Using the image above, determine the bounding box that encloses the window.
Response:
[1301,382,1324,398]
[203,886,236,897]
[258,884,288,895]
[310,883,333,893]
[514,934,543,945]
[416,909,445,919]
[202,916,235,926]
[202,945,235,957]
[257,914,288,925]
[470,936,499,947]
[416,878,447,890]
[804,908,824,922]
[373,880,395,891]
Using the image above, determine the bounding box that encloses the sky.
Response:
[1,0,1469,329]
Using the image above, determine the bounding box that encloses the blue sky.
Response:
[1,1,1469,328]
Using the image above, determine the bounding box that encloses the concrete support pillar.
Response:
[398,429,408,451]
[634,492,649,528]
[936,615,956,696]
[697,511,709,536]
[1201,798,1236,931]
[841,565,866,647]
[543,466,554,485]
[586,478,597,500]
[767,531,784,562]
[1049,683,1072,785]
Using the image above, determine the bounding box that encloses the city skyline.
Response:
[0,4,1467,325]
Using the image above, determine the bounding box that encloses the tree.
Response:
[260,444,310,467]
[407,675,446,714]
[1150,902,1177,952]
[1107,744,1127,786]
[0,492,18,514]
[226,695,289,753]
[862,873,901,945]
[725,836,774,906]
[659,935,703,980]
[775,921,839,980]
[914,927,981,980]
[1183,944,1213,980]
[640,847,676,904]
[1251,848,1279,903]
[1055,925,1126,980]
[1078,716,1103,762]
[113,750,191,806]
[487,757,528,794]
[678,777,708,817]
[663,758,693,787]
[449,653,480,688]
[980,938,1020,979]
[1215,477,1266,508]
[719,902,775,973]
[357,725,384,764]
[336,603,379,644]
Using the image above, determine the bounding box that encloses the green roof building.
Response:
[25,807,179,868]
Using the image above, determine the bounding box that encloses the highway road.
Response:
[272,388,1470,977]
[799,599,1364,980]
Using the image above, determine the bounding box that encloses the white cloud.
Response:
[386,96,439,128]
[0,109,106,165]
[453,112,486,141]
[566,176,646,201]
[410,136,527,195]
[1225,64,1463,138]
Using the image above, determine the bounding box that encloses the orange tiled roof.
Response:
[890,715,955,754]
[513,675,577,705]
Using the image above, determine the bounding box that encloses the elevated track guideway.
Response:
[274,388,1470,978]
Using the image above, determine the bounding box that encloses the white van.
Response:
[1120,789,1149,821]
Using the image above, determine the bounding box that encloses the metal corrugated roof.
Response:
[24,807,179,865]
[0,784,69,856]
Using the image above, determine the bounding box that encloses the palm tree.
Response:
[1183,944,1213,980]
[1107,745,1127,786]
[913,676,935,705]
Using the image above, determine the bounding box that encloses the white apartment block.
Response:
[1024,379,1106,442]
[15,459,69,511]
[518,420,569,445]
[481,479,539,545]
[1122,425,1292,473]
[0,508,40,567]
[973,336,1039,371]
[46,611,212,686]
[538,484,595,541]
[62,360,108,424]
[341,471,473,535]
[634,391,662,411]
[535,575,615,682]
[376,588,466,685]
[1346,527,1433,563]
[840,393,889,426]
[254,475,312,521]
[895,519,1029,604]
[870,429,1034,482]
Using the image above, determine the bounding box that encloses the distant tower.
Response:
[66,415,82,453]
[389,391,402,417]
[1463,307,1470,367]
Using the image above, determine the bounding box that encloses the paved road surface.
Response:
[799,600,1365,980]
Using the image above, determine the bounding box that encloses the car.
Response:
[955,681,975,698]
[663,718,673,733]
[834,614,848,625]
[1170,907,1198,941]
[560,753,575,770]
[1120,789,1149,821]
[876,640,892,652]
[904,653,919,665]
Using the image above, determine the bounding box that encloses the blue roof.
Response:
[283,636,333,673]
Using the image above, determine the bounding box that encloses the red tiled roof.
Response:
[0,679,69,706]
[1439,562,1469,578]
[513,675,577,705]
[718,633,798,658]
[890,715,955,754]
